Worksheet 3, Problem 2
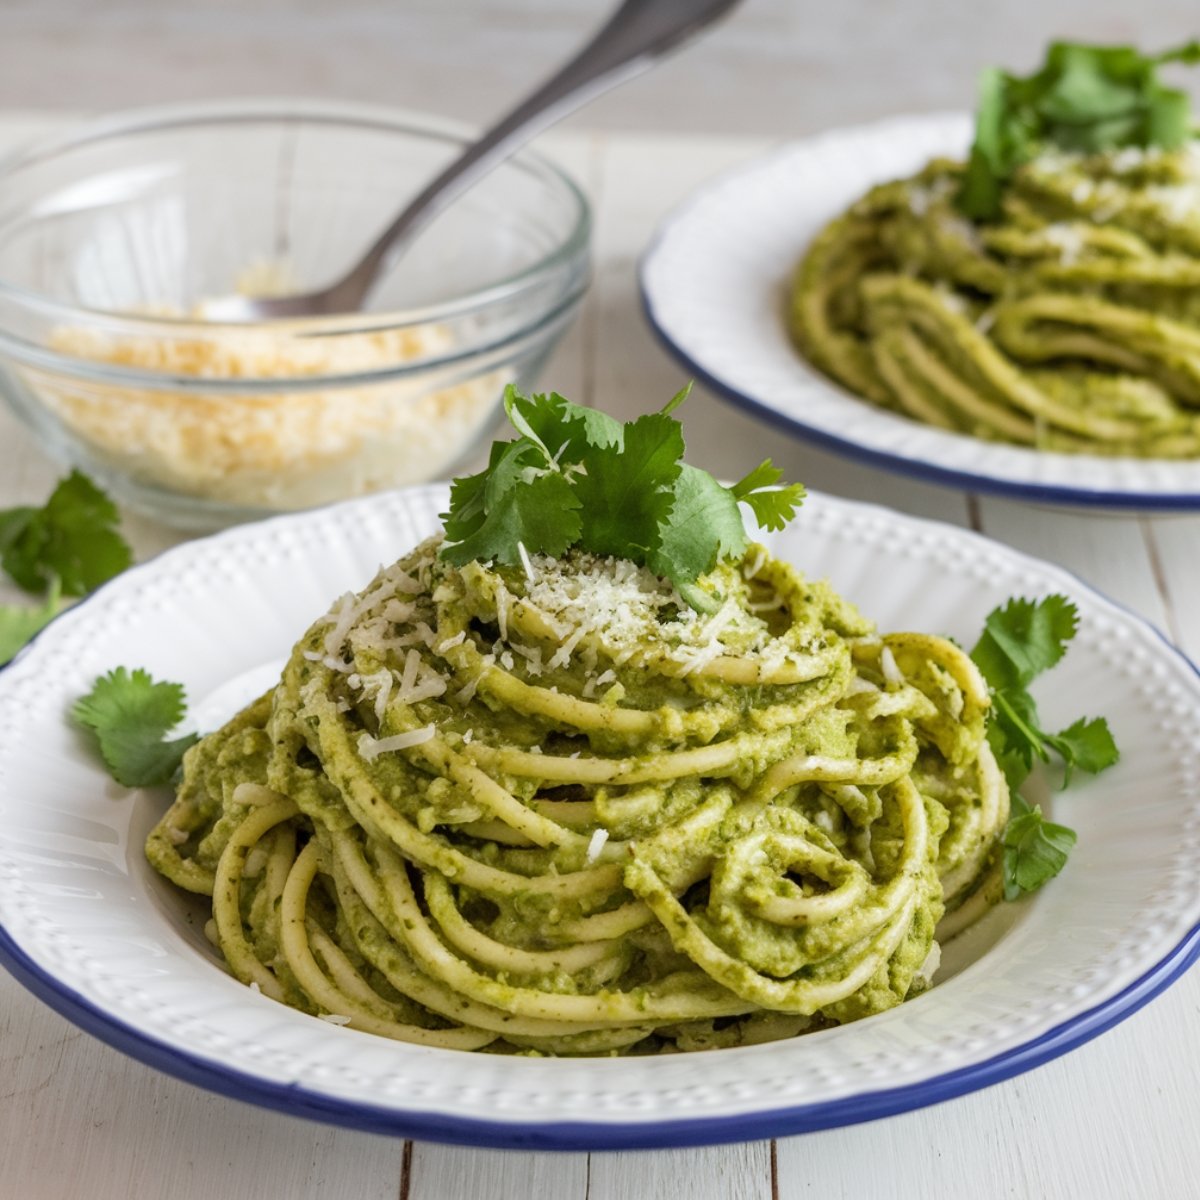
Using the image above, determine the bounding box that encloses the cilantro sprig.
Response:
[0,580,61,666]
[441,385,805,611]
[970,596,1119,899]
[0,471,133,666]
[959,39,1200,219]
[73,668,198,787]
[1002,794,1077,902]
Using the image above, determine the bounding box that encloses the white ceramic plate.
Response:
[640,112,1200,510]
[1,485,1199,1149]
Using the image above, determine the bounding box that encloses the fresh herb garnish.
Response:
[1001,793,1078,902]
[0,579,61,667]
[971,595,1119,897]
[0,471,133,666]
[958,39,1200,219]
[0,469,132,596]
[73,668,198,788]
[441,385,805,612]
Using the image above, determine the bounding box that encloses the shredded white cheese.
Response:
[1042,222,1086,265]
[42,319,500,509]
[585,829,609,864]
[357,725,436,761]
[513,550,796,680]
[879,645,904,687]
[517,541,537,583]
[743,547,767,580]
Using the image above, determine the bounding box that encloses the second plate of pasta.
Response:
[640,112,1200,509]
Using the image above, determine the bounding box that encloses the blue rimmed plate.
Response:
[640,112,1200,510]
[1,485,1198,1148]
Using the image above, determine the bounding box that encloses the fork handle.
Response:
[331,0,739,307]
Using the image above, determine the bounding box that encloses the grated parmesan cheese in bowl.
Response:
[30,319,502,513]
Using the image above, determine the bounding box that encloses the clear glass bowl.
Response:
[0,100,591,529]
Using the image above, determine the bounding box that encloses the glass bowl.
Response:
[0,99,591,529]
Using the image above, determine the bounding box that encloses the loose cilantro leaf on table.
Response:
[0,470,132,597]
[959,39,1200,219]
[440,384,804,610]
[73,668,198,787]
[970,595,1119,898]
[0,471,133,666]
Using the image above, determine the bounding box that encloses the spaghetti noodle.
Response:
[147,537,1007,1053]
[790,146,1200,455]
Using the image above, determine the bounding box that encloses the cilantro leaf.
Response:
[441,442,582,568]
[971,595,1078,693]
[572,413,682,560]
[648,465,747,613]
[440,457,494,549]
[958,40,1200,219]
[0,471,132,598]
[971,594,1118,901]
[958,68,1018,221]
[506,387,622,462]
[987,686,1049,791]
[1003,793,1077,900]
[0,582,62,666]
[1046,715,1120,786]
[988,726,1035,798]
[731,460,808,533]
[73,667,199,787]
[660,381,693,416]
[439,385,805,609]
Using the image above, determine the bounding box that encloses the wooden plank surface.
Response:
[1,119,1198,1200]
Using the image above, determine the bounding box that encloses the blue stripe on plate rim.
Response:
[637,217,1200,514]
[2,498,1200,1149]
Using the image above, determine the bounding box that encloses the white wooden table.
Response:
[1,116,1198,1200]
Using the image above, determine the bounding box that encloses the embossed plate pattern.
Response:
[1,485,1199,1148]
[640,112,1200,509]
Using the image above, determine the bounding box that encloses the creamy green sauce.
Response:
[791,143,1200,456]
[147,540,1007,1054]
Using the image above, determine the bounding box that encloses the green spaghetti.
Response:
[146,536,1008,1054]
[790,41,1200,457]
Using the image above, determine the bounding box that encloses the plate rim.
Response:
[3,486,1200,1149]
[637,112,1200,512]
[2,913,1197,1150]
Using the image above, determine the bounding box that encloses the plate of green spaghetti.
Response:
[0,387,1197,1148]
[641,41,1200,508]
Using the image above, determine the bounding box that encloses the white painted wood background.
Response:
[1,115,1198,1200]
[0,0,1197,138]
